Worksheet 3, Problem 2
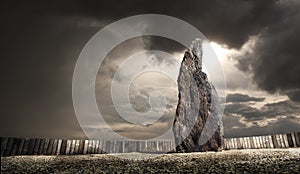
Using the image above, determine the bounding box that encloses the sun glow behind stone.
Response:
[209,42,230,62]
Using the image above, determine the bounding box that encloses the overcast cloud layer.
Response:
[1,0,300,138]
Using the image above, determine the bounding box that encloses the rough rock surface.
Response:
[172,40,223,152]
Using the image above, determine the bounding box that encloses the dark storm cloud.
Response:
[224,116,300,138]
[144,36,186,54]
[234,1,300,101]
[1,2,103,138]
[2,0,285,50]
[223,99,300,138]
[284,89,300,102]
[225,100,300,122]
[226,93,265,103]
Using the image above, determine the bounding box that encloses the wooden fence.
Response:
[224,132,300,150]
[0,138,175,157]
[1,132,299,157]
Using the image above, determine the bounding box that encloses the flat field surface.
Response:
[1,149,300,173]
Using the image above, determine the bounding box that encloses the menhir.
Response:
[172,39,223,152]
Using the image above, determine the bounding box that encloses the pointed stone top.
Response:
[189,38,203,60]
[187,38,203,71]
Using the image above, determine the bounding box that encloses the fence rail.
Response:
[1,132,299,157]
[224,132,300,150]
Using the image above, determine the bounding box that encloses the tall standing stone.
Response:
[172,39,223,152]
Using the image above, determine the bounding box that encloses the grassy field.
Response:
[1,149,300,173]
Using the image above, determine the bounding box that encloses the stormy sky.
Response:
[1,0,300,139]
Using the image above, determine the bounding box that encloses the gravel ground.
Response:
[1,148,300,173]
